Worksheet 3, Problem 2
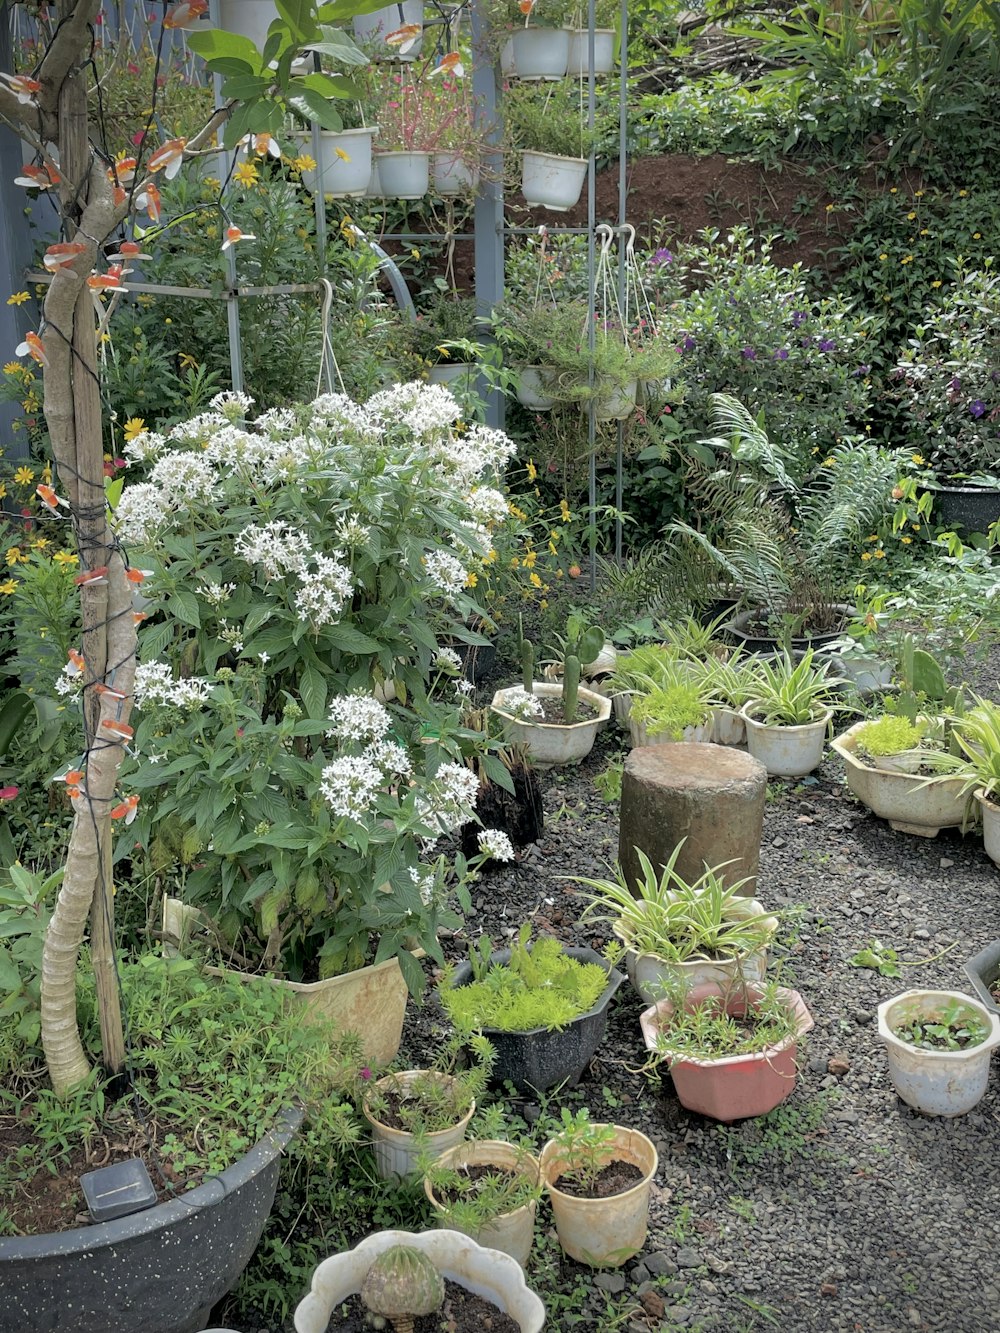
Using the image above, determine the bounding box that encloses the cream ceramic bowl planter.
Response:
[627,716,712,748]
[521,150,588,211]
[362,1071,475,1181]
[975,788,1000,865]
[741,704,832,778]
[876,990,1000,1117]
[539,1125,658,1268]
[293,1229,545,1333]
[831,720,970,837]
[491,682,611,768]
[424,1141,541,1268]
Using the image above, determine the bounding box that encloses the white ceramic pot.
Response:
[510,25,571,80]
[294,127,377,198]
[627,716,712,748]
[873,749,924,774]
[293,1229,545,1333]
[741,704,831,778]
[427,362,477,392]
[353,0,423,57]
[612,690,632,727]
[217,0,277,47]
[515,365,557,411]
[424,1141,540,1269]
[567,27,616,75]
[876,989,1000,1117]
[539,1126,657,1267]
[491,681,611,769]
[592,379,637,421]
[363,1071,475,1180]
[521,150,587,212]
[831,720,970,836]
[712,705,746,747]
[433,151,480,196]
[976,788,1000,865]
[374,150,429,199]
[584,642,618,677]
[500,36,516,75]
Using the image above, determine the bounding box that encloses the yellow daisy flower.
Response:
[6,292,29,307]
[234,161,259,187]
[123,417,146,442]
[13,466,34,486]
[0,579,17,595]
[53,551,79,566]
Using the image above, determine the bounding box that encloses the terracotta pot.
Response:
[424,1141,540,1268]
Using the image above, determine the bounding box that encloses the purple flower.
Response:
[853,364,870,377]
[742,346,757,360]
[791,311,806,328]
[682,335,696,351]
[819,338,836,353]
[800,336,813,347]
[950,375,962,392]
[650,247,673,267]
[360,1066,372,1081]
[970,400,986,419]
[773,348,789,361]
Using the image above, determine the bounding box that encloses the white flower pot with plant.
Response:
[216,0,278,47]
[567,26,616,75]
[510,24,572,79]
[515,365,557,411]
[293,1230,545,1333]
[374,149,429,198]
[575,840,779,1002]
[740,649,844,778]
[832,720,969,837]
[853,715,930,774]
[507,85,593,210]
[520,149,587,211]
[294,126,379,198]
[539,1114,658,1267]
[423,1141,542,1269]
[433,151,480,196]
[876,989,1000,1117]
[911,697,1000,863]
[626,682,713,748]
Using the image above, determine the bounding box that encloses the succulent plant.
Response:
[360,1244,445,1332]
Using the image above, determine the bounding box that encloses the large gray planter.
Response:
[0,1108,301,1333]
[965,939,1000,1016]
[722,605,850,655]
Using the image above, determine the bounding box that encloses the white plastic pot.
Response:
[365,159,383,197]
[876,989,1000,1117]
[521,150,587,211]
[433,151,480,196]
[424,1141,540,1268]
[362,1072,475,1180]
[567,27,616,75]
[510,25,571,80]
[873,749,924,774]
[831,720,970,836]
[627,716,712,748]
[216,0,277,47]
[515,365,557,411]
[976,788,1000,865]
[353,0,423,57]
[428,362,477,392]
[741,704,831,778]
[592,379,637,421]
[491,682,611,769]
[584,642,617,677]
[374,150,429,199]
[293,1229,545,1333]
[539,1125,658,1267]
[500,36,516,75]
[294,127,377,198]
[712,705,746,747]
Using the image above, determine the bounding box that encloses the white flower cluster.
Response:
[366,381,460,437]
[295,555,354,629]
[320,737,411,821]
[123,429,168,464]
[424,549,468,600]
[477,828,515,862]
[335,514,371,547]
[500,687,543,720]
[134,661,212,710]
[409,864,437,907]
[114,482,171,545]
[466,486,509,526]
[326,694,392,744]
[210,389,255,420]
[433,646,463,674]
[235,522,313,580]
[149,451,219,505]
[416,761,480,835]
[235,523,353,629]
[311,393,381,440]
[198,581,236,607]
[167,411,228,447]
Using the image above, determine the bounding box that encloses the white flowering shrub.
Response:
[119,385,518,988]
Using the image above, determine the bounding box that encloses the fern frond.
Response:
[799,445,902,566]
[706,393,795,491]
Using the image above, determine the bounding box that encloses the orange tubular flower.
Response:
[35,483,68,513]
[66,649,86,677]
[74,566,109,586]
[101,719,134,742]
[15,332,47,367]
[14,163,59,190]
[110,794,140,823]
[147,138,187,180]
[136,183,162,221]
[43,242,88,271]
[164,0,208,28]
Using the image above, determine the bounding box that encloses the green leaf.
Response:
[220,74,272,101]
[479,753,515,795]
[286,86,346,130]
[306,27,371,66]
[299,71,358,98]
[206,57,258,76]
[276,0,320,40]
[223,101,255,150]
[0,946,21,993]
[169,589,201,628]
[188,29,264,70]
[326,623,381,654]
[299,666,326,719]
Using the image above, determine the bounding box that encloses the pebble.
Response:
[593,1272,626,1293]
[675,1246,701,1268]
[645,1251,677,1276]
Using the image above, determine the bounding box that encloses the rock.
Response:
[645,1251,677,1277]
[821,1282,838,1297]
[675,1246,701,1268]
[593,1272,626,1294]
[639,1289,665,1319]
[940,857,955,868]
[630,1262,651,1284]
[827,1055,851,1077]
[854,1010,873,1025]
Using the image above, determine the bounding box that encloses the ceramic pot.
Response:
[711,705,746,746]
[592,379,637,421]
[428,361,477,392]
[491,681,611,768]
[374,149,429,199]
[872,749,924,774]
[722,605,851,654]
[520,150,587,211]
[876,989,1000,1116]
[976,788,1000,865]
[446,946,624,1094]
[831,720,970,836]
[964,939,1000,1016]
[353,0,423,57]
[567,26,615,75]
[433,151,480,196]
[362,1071,475,1180]
[500,35,516,74]
[515,365,557,411]
[741,704,832,778]
[424,1141,540,1268]
[640,983,814,1121]
[294,1229,545,1333]
[510,25,571,79]
[294,126,377,198]
[627,715,712,748]
[539,1125,658,1267]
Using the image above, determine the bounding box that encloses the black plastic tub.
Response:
[721,605,850,655]
[926,483,1000,535]
[446,947,624,1095]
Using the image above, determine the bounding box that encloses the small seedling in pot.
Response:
[892,999,990,1052]
[548,1107,620,1192]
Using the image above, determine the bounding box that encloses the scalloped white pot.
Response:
[876,989,1000,1116]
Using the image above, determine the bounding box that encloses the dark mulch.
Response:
[553,1159,645,1200]
[324,1279,519,1332]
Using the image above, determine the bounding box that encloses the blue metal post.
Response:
[471,0,504,429]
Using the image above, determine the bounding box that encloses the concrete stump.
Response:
[619,743,767,896]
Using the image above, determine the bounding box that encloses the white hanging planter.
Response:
[876,989,1000,1117]
[294,127,377,198]
[521,151,587,211]
[216,0,278,47]
[433,152,480,196]
[365,159,384,197]
[500,36,516,75]
[353,0,423,57]
[567,27,616,75]
[515,365,557,411]
[427,362,477,393]
[592,379,638,421]
[741,704,831,778]
[510,25,572,80]
[375,150,430,199]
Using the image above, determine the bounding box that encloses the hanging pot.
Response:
[567,27,616,75]
[520,151,587,211]
[433,152,480,196]
[294,127,377,198]
[500,36,516,75]
[374,150,429,199]
[353,0,423,57]
[428,362,477,393]
[364,158,384,197]
[515,365,557,410]
[510,25,572,80]
[592,379,637,421]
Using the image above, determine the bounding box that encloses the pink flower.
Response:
[360,1066,372,1080]
[0,786,19,801]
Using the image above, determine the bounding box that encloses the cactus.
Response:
[895,635,963,723]
[564,613,606,668]
[563,653,581,723]
[360,1244,445,1333]
[520,636,535,693]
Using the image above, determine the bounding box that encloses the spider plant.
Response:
[654,611,733,661]
[743,649,846,726]
[923,697,1000,803]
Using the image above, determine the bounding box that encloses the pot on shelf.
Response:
[293,1229,545,1333]
[539,1125,658,1268]
[876,989,1000,1116]
[362,1071,475,1181]
[353,0,423,57]
[831,720,970,837]
[294,126,378,198]
[446,946,624,1094]
[374,149,430,199]
[740,704,832,778]
[520,151,588,212]
[567,26,616,75]
[510,25,571,79]
[423,1140,541,1268]
[491,681,611,768]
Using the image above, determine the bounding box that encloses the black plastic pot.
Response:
[926,483,1000,534]
[459,764,544,860]
[448,947,624,1095]
[964,939,1000,1016]
[0,1108,301,1333]
[722,605,851,655]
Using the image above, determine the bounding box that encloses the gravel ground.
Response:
[241,651,1000,1333]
